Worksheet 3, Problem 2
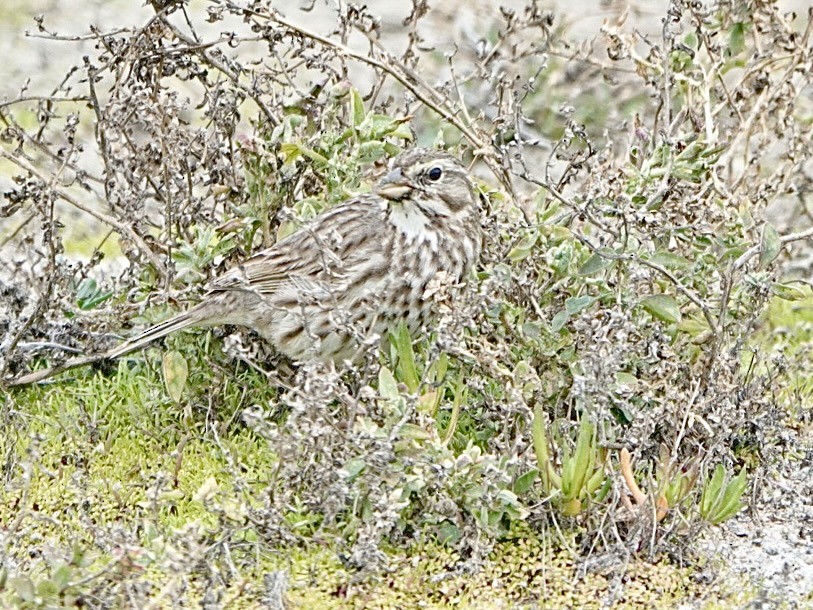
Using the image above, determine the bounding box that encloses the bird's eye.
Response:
[427,167,443,181]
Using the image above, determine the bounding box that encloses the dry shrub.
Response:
[1,0,812,594]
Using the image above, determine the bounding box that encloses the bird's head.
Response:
[375,148,478,217]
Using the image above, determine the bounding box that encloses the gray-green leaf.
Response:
[758,223,781,269]
[565,295,596,315]
[578,252,615,276]
[550,311,570,332]
[640,294,681,324]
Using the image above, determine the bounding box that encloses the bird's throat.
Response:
[388,203,435,247]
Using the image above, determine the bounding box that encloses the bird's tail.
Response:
[103,307,205,360]
[7,305,210,387]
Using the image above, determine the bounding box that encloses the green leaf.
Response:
[565,295,596,315]
[513,469,539,495]
[279,142,328,165]
[299,147,329,165]
[279,141,302,164]
[507,233,538,262]
[614,372,639,391]
[52,564,73,590]
[399,423,433,441]
[550,245,573,275]
[361,114,413,139]
[578,252,615,275]
[770,282,808,301]
[378,365,399,400]
[76,278,96,301]
[585,466,607,496]
[720,244,747,261]
[560,451,575,497]
[649,251,692,270]
[640,294,681,324]
[357,141,387,163]
[75,278,113,310]
[700,465,747,524]
[678,312,712,336]
[36,578,59,599]
[383,141,403,157]
[350,88,365,127]
[435,521,461,544]
[593,477,612,502]
[390,323,420,393]
[758,223,781,269]
[522,321,541,338]
[713,468,748,523]
[700,464,726,516]
[162,350,188,403]
[550,311,570,332]
[342,457,366,481]
[567,418,595,499]
[532,406,560,492]
[728,22,746,56]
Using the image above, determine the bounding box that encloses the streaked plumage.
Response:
[9,148,481,386]
[11,148,481,384]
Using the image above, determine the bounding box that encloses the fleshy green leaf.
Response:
[713,468,748,523]
[700,464,726,516]
[390,323,420,393]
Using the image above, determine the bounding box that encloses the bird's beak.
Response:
[375,167,414,201]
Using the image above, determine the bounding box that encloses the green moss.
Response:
[0,358,759,608]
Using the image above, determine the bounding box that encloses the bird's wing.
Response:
[206,196,384,295]
[207,229,328,294]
